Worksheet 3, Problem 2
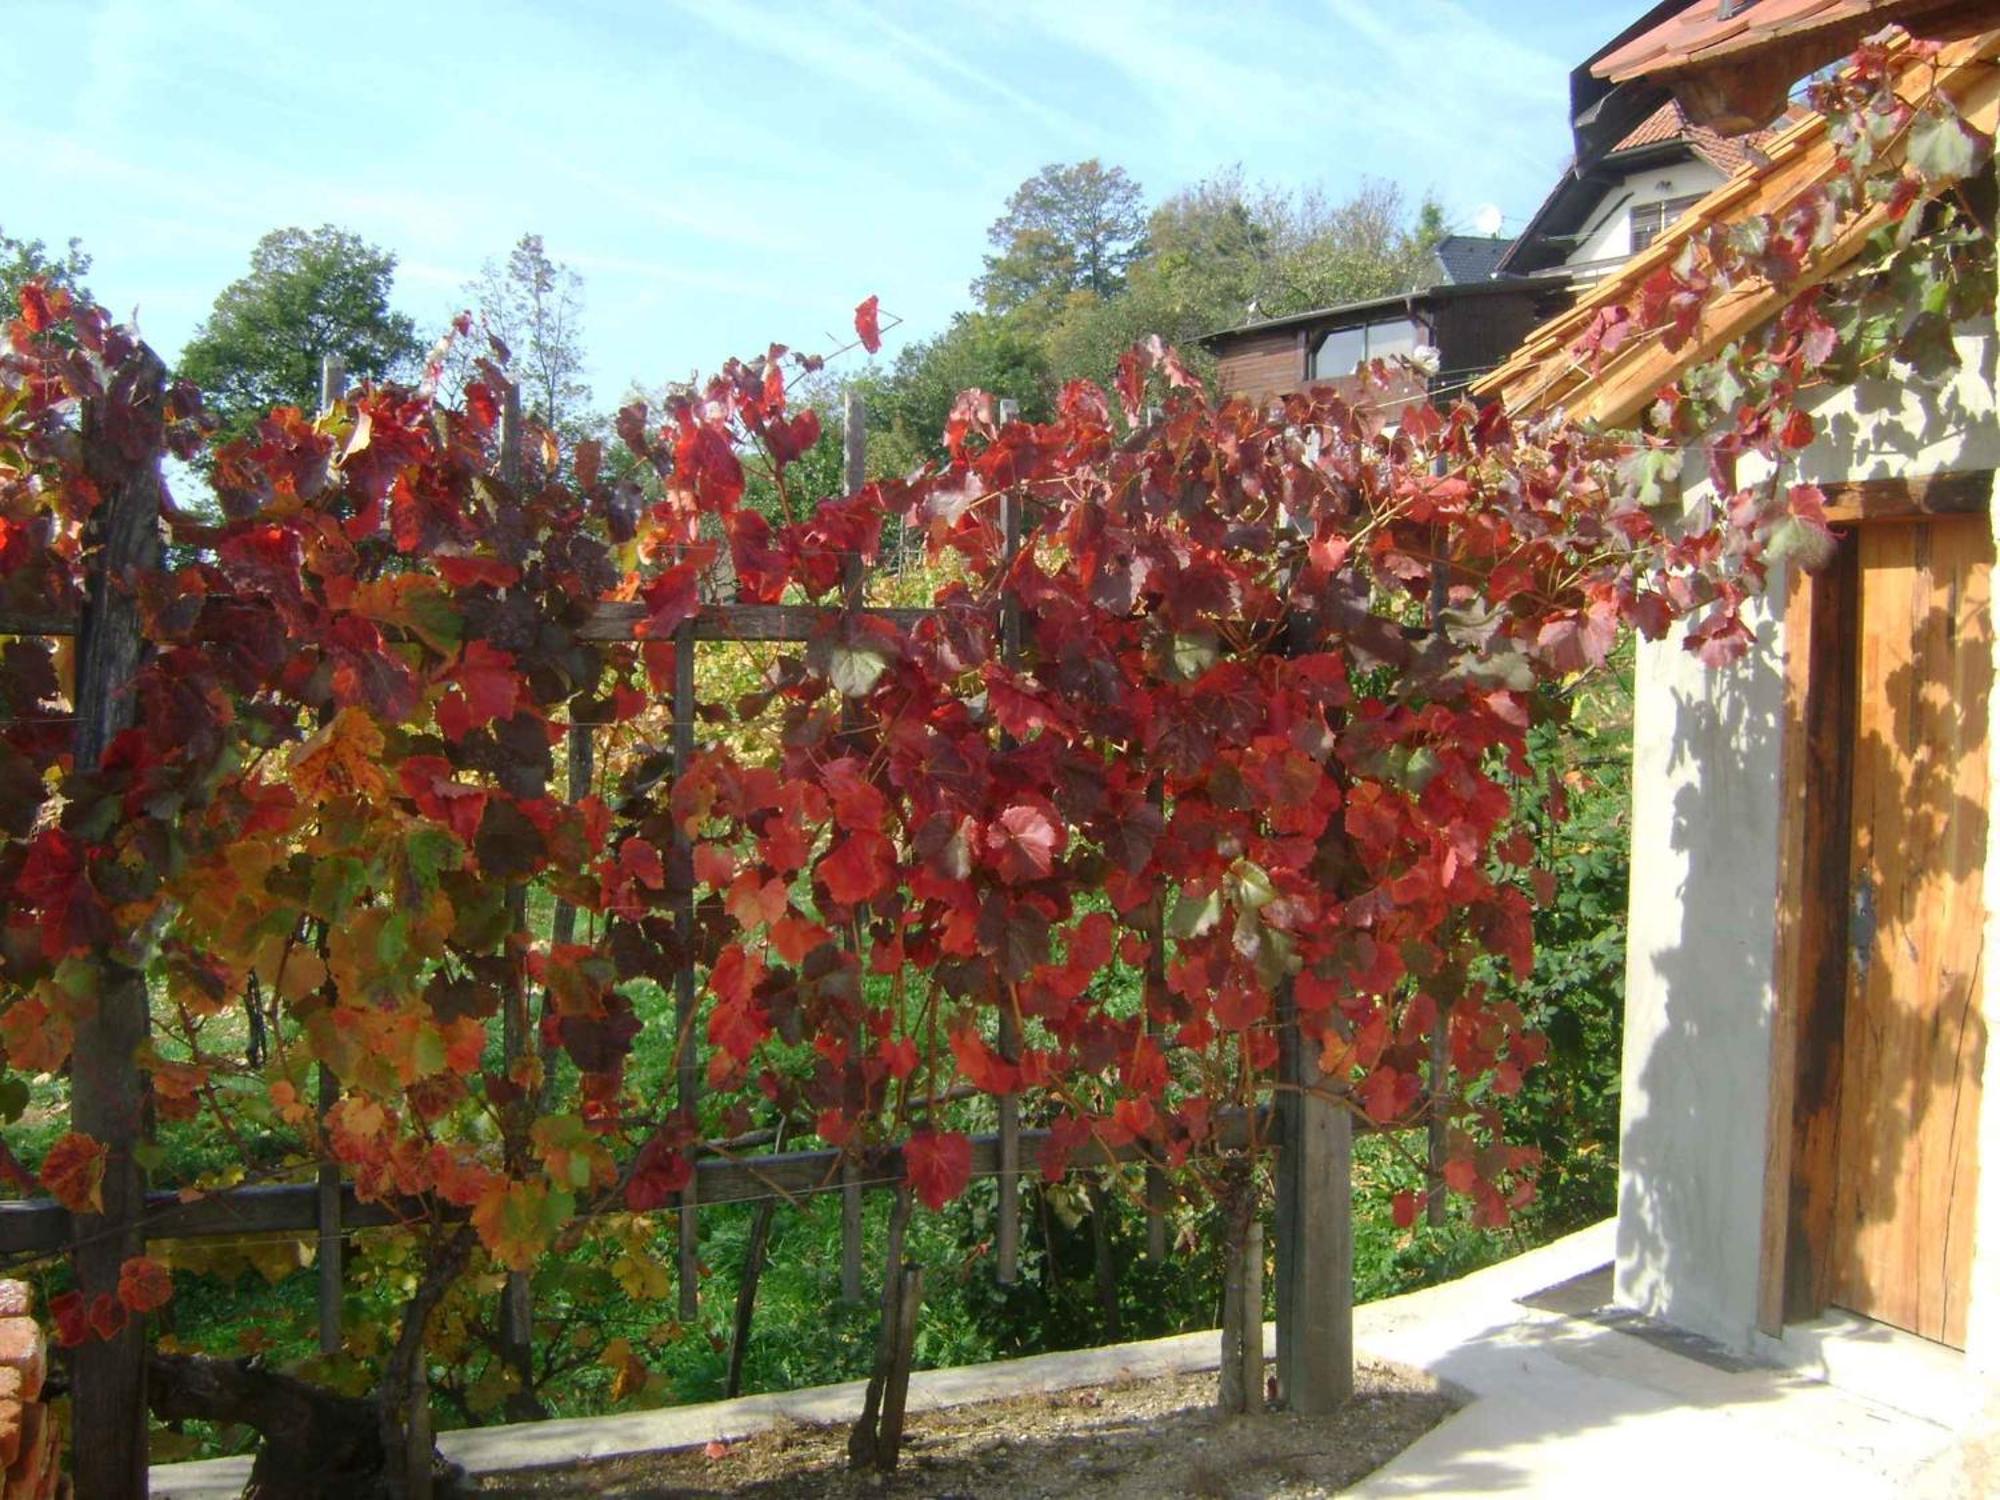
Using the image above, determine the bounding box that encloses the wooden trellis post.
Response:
[994,438,1023,1285]
[1273,981,1353,1414]
[316,354,349,1360]
[1426,548,1454,1227]
[1271,600,1353,1414]
[494,382,541,1395]
[70,346,167,1500]
[1144,787,1170,1261]
[672,614,701,1321]
[839,390,868,1304]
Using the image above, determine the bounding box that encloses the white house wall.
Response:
[1567,159,1729,270]
[1616,559,1788,1350]
[1616,325,2000,1360]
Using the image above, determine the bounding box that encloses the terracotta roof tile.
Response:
[1613,98,1804,174]
[1593,0,1957,83]
[1474,29,2000,428]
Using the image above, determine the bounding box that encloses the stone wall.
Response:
[0,1282,61,1499]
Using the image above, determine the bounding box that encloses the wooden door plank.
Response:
[1828,517,1989,1348]
[1762,541,1861,1333]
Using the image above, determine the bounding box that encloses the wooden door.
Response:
[1827,514,1990,1347]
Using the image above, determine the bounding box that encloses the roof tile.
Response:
[1596,0,1931,82]
[1478,29,2000,426]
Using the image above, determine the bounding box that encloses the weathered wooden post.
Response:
[1145,783,1170,1262]
[492,381,543,1405]
[1425,551,1454,1228]
[672,614,701,1321]
[1273,987,1353,1414]
[315,353,349,1361]
[1272,604,1353,1414]
[71,345,167,1499]
[994,464,1023,1286]
[839,389,868,1305]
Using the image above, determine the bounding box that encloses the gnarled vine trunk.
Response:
[148,1230,473,1500]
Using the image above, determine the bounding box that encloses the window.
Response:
[1630,194,1705,252]
[1310,318,1419,380]
[1311,327,1366,380]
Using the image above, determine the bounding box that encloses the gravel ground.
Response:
[472,1357,1455,1499]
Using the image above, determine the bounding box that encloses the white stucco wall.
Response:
[1567,159,1729,269]
[1616,326,2000,1359]
[1615,564,1788,1350]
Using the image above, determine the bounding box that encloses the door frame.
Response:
[1756,468,1994,1336]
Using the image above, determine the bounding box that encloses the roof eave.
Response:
[1199,279,1546,347]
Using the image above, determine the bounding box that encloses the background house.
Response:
[1495,99,1792,285]
[1476,0,2000,1406]
[1202,4,1791,411]
[1198,270,1556,414]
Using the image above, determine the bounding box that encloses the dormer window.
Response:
[1631,193,1706,251]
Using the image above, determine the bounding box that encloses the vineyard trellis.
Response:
[0,345,1365,1492]
[16,43,1981,1474]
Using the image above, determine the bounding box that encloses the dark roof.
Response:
[1199,277,1542,347]
[1431,235,1516,284]
[1567,0,1691,165]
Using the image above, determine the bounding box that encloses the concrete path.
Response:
[1349,1221,1976,1498]
[153,1219,1990,1497]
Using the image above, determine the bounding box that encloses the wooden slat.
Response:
[70,348,168,1500]
[579,601,933,643]
[839,391,870,1307]
[315,1064,343,1356]
[994,490,1023,1286]
[672,617,701,1322]
[316,354,351,1363]
[0,611,76,637]
[17,598,945,648]
[496,380,540,1398]
[0,1111,1264,1257]
[1765,539,1863,1330]
[1144,784,1169,1262]
[1475,30,2000,423]
[1819,470,1993,526]
[1827,517,1989,1347]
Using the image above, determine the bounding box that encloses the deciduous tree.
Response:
[177,224,420,434]
[975,160,1148,320]
[455,232,591,440]
[0,226,91,310]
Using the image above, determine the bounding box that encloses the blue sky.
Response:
[8,0,1634,404]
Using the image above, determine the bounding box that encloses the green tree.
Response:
[859,312,1050,471]
[0,226,91,310]
[1257,179,1446,318]
[974,160,1147,322]
[178,225,420,434]
[1041,168,1274,389]
[1038,171,1448,390]
[455,232,591,439]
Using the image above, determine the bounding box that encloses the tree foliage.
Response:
[454,233,591,440]
[0,226,90,311]
[177,225,421,435]
[974,160,1149,321]
[928,166,1453,416]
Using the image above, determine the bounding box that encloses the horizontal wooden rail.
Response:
[579,602,937,642]
[6,600,942,646]
[1819,469,1992,527]
[0,1111,1268,1259]
[0,612,74,638]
